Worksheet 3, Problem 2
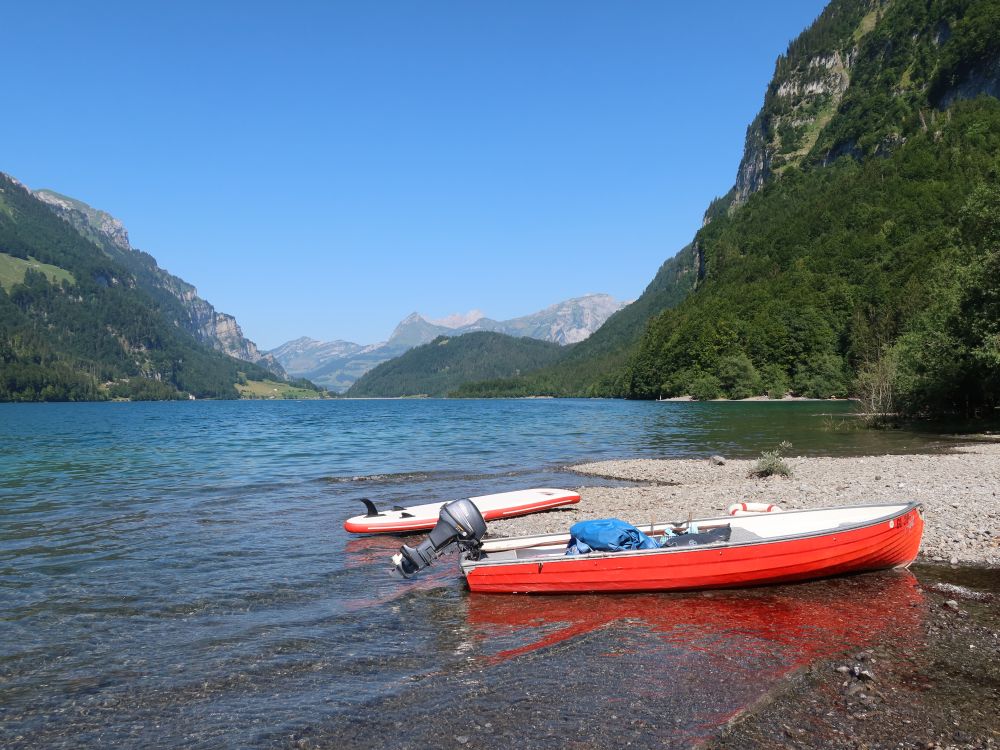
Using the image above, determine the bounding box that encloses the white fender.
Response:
[728,502,783,516]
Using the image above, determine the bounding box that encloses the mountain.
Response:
[346,331,564,398]
[33,189,286,378]
[454,244,703,397]
[0,173,299,401]
[428,309,485,328]
[383,294,627,347]
[386,312,457,349]
[266,336,381,392]
[455,0,1000,414]
[618,0,1000,414]
[271,293,625,391]
[472,294,626,345]
[267,336,366,374]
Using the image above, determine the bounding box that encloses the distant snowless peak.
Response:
[427,309,486,329]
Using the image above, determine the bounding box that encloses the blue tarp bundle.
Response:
[565,518,660,555]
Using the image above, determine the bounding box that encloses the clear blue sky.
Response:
[4,1,828,348]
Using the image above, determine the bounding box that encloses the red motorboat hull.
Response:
[463,504,923,594]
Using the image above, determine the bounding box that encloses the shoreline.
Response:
[487,442,1000,567]
[709,563,1000,749]
[485,443,1000,748]
[656,394,857,402]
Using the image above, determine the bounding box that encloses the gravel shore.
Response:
[709,564,1000,750]
[487,442,1000,567]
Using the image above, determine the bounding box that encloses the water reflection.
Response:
[641,401,943,457]
[0,401,951,750]
[289,572,927,750]
[468,570,924,668]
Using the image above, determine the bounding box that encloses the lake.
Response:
[0,399,953,748]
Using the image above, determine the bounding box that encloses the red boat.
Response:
[458,502,923,594]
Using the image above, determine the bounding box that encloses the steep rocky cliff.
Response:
[476,294,626,345]
[733,0,1000,207]
[33,189,285,377]
[732,1,875,206]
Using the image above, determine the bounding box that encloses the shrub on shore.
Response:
[751,441,793,478]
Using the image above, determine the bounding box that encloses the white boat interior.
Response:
[473,503,915,563]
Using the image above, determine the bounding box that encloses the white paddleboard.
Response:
[343,488,580,534]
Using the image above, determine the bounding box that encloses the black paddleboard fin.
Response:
[400,511,415,518]
[360,498,382,518]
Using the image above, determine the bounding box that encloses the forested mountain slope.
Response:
[453,245,700,396]
[0,174,286,401]
[460,0,1000,415]
[272,294,624,392]
[34,189,286,378]
[622,0,1000,415]
[455,0,887,398]
[346,332,563,398]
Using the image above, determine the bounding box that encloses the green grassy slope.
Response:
[236,379,329,399]
[0,253,74,291]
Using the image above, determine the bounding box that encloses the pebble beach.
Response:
[487,440,1000,747]
[488,442,1000,567]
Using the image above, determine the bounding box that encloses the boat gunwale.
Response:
[462,501,922,572]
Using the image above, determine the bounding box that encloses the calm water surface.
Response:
[0,400,954,748]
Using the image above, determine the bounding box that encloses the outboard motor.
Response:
[392,498,487,578]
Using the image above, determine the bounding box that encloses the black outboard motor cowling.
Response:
[392,498,487,578]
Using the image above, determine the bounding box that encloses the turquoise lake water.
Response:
[0,399,952,748]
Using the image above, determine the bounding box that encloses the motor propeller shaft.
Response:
[392,498,487,578]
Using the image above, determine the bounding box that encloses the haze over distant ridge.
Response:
[269,293,625,391]
[427,310,486,328]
